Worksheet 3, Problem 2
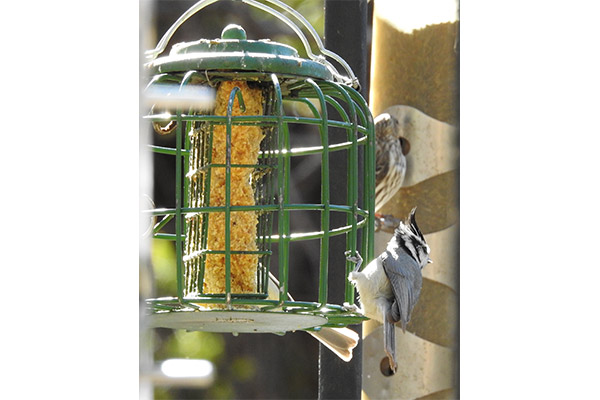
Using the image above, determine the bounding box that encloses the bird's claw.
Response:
[374,213,401,233]
[345,250,363,272]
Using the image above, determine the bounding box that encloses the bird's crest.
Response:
[407,207,425,242]
[394,208,423,241]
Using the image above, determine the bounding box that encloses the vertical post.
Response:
[320,1,368,399]
[365,0,459,399]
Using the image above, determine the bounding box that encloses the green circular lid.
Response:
[146,24,333,80]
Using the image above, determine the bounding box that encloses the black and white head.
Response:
[393,207,432,268]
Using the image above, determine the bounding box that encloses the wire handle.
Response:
[144,0,359,88]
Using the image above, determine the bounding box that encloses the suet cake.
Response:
[203,80,265,295]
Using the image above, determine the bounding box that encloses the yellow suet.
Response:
[203,80,264,295]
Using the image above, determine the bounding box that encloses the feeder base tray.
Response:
[147,309,328,334]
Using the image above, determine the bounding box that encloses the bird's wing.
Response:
[375,138,389,186]
[374,141,405,212]
[381,250,423,331]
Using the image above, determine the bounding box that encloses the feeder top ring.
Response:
[146,23,334,82]
[145,0,360,88]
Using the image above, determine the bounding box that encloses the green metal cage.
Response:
[142,0,375,334]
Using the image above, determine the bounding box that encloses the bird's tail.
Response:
[308,327,359,362]
[268,273,359,361]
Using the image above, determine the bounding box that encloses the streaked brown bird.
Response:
[374,113,410,213]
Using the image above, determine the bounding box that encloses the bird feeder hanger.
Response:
[144,0,375,334]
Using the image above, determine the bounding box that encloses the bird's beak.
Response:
[427,258,433,264]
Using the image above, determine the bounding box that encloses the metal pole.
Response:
[320,1,369,399]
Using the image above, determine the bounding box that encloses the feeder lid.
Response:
[146,24,333,81]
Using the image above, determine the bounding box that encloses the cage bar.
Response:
[142,1,374,333]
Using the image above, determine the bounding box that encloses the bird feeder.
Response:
[143,0,374,334]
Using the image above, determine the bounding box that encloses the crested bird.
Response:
[348,207,431,373]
